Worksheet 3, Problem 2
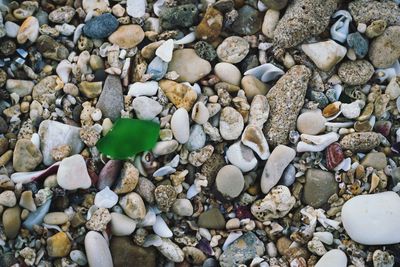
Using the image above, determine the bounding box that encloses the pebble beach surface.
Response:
[1,0,400,266]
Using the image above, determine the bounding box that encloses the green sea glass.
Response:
[96,118,160,159]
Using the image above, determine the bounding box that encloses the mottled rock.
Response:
[119,192,146,219]
[369,26,400,68]
[217,36,249,64]
[159,4,198,30]
[36,35,69,61]
[83,13,119,39]
[338,60,374,85]
[361,152,387,170]
[303,169,337,208]
[349,0,400,26]
[159,79,198,110]
[231,5,262,35]
[340,132,380,152]
[13,139,42,172]
[219,107,244,140]
[195,6,223,41]
[96,75,124,121]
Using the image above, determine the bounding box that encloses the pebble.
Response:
[303,169,337,208]
[32,76,59,105]
[216,165,245,199]
[6,79,34,97]
[159,4,198,30]
[36,35,69,61]
[171,108,190,144]
[83,13,119,39]
[167,49,211,83]
[249,95,269,128]
[43,212,69,225]
[159,80,197,110]
[347,32,369,58]
[17,16,39,44]
[155,39,174,62]
[47,232,72,257]
[85,231,113,267]
[302,40,347,71]
[132,96,162,120]
[366,20,387,39]
[241,75,269,101]
[152,140,179,155]
[128,81,159,97]
[219,107,244,140]
[172,199,193,217]
[338,60,374,85]
[114,162,139,194]
[341,101,362,119]
[315,249,347,267]
[87,208,111,231]
[19,191,36,211]
[23,199,51,230]
[261,0,287,10]
[0,190,16,207]
[49,6,75,24]
[5,21,19,38]
[2,206,21,239]
[185,124,206,151]
[126,0,146,18]
[217,36,249,64]
[110,212,137,236]
[226,142,257,172]
[156,238,185,263]
[349,0,400,26]
[195,7,223,41]
[13,139,42,172]
[361,152,387,170]
[231,5,262,35]
[369,26,400,68]
[264,65,311,146]
[153,215,173,238]
[111,237,157,267]
[57,155,92,190]
[386,77,400,100]
[198,208,226,229]
[219,232,265,267]
[262,9,280,39]
[96,75,124,121]
[119,192,146,219]
[147,56,168,80]
[241,125,270,160]
[79,81,103,99]
[296,110,326,135]
[191,102,209,125]
[326,143,345,170]
[95,186,118,208]
[340,132,380,152]
[214,62,241,86]
[70,250,88,266]
[261,145,296,194]
[342,192,400,245]
[108,25,144,49]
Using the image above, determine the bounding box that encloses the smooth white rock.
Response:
[302,40,347,71]
[127,0,146,18]
[191,102,209,125]
[57,155,91,190]
[128,81,159,97]
[94,186,118,208]
[172,199,193,216]
[156,39,174,62]
[171,108,190,144]
[153,215,173,238]
[214,62,241,86]
[132,96,162,120]
[297,110,326,135]
[70,250,88,266]
[226,142,257,172]
[84,231,113,267]
[56,60,72,83]
[5,21,19,38]
[261,145,295,194]
[313,232,333,245]
[110,212,137,236]
[342,191,400,245]
[315,249,347,267]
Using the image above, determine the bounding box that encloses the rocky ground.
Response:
[0,0,400,266]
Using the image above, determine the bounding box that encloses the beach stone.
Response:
[261,145,296,194]
[168,49,212,83]
[217,36,249,64]
[44,212,68,225]
[0,190,16,207]
[249,95,270,127]
[79,81,102,99]
[198,207,226,229]
[86,208,112,231]
[201,153,226,185]
[241,75,269,100]
[85,231,113,267]
[274,0,338,48]
[6,79,34,97]
[264,65,311,147]
[342,191,400,245]
[262,9,280,39]
[191,102,209,125]
[146,56,168,80]
[194,41,217,61]
[49,6,75,23]
[108,25,144,49]
[219,107,244,140]
[296,110,326,134]
[341,101,362,119]
[19,191,36,211]
[171,108,190,144]
[186,125,206,151]
[96,75,124,121]
[214,62,241,86]
[365,20,387,39]
[83,0,110,14]
[36,35,68,61]
[113,162,139,194]
[83,13,119,39]
[303,169,337,208]
[3,206,21,239]
[361,152,387,170]
[219,232,265,267]
[110,212,137,236]
[13,139,42,172]
[172,199,193,217]
[340,132,380,152]
[301,40,347,71]
[241,125,270,160]
[157,238,185,263]
[347,32,369,58]
[132,96,162,120]
[216,165,244,199]
[57,155,92,190]
[110,237,157,267]
[38,120,84,166]
[126,0,145,18]
[195,6,223,41]
[135,177,155,204]
[369,26,400,68]
[152,140,179,155]
[32,76,58,105]
[231,5,262,35]
[226,141,257,172]
[154,185,177,212]
[159,4,198,30]
[17,16,39,44]
[47,232,72,257]
[119,192,146,219]
[349,0,400,26]
[338,60,374,85]
[315,249,347,267]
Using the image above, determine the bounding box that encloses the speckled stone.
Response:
[231,5,262,35]
[159,4,198,30]
[340,132,381,152]
[338,60,374,85]
[263,65,311,147]
[83,13,119,39]
[349,0,400,26]
[303,169,337,208]
[369,26,400,68]
[96,75,124,121]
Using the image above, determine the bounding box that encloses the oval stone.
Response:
[84,231,113,267]
[315,249,347,267]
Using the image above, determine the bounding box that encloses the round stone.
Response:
[172,199,193,217]
[46,232,72,257]
[369,26,400,68]
[219,107,244,140]
[44,212,69,225]
[216,36,249,63]
[171,108,190,144]
[215,165,244,199]
[108,25,145,49]
[296,110,326,134]
[338,60,374,85]
[241,75,269,101]
[85,231,113,267]
[214,63,241,86]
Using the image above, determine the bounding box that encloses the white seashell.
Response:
[128,81,159,97]
[334,157,352,171]
[174,32,196,45]
[296,132,339,152]
[375,60,400,83]
[186,184,200,199]
[244,63,284,83]
[257,0,268,11]
[166,155,180,168]
[31,133,40,150]
[226,142,258,172]
[143,234,163,247]
[56,60,72,83]
[153,0,165,17]
[137,208,156,227]
[86,205,98,220]
[369,115,376,128]
[156,39,174,62]
[73,24,84,44]
[153,215,173,238]
[222,231,243,251]
[333,84,343,100]
[330,10,352,43]
[153,165,176,177]
[313,232,333,245]
[11,162,60,184]
[241,125,270,160]
[94,186,118,208]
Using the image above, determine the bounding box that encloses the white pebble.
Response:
[171,108,190,144]
[94,186,118,208]
[156,39,174,62]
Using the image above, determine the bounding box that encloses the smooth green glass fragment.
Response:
[96,118,160,159]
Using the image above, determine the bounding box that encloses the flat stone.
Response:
[338,60,374,85]
[216,165,244,199]
[36,35,68,61]
[46,232,71,257]
[296,110,326,135]
[108,25,144,49]
[262,9,280,39]
[303,169,337,208]
[126,0,146,18]
[110,237,157,267]
[214,62,242,86]
[32,75,59,105]
[342,191,400,245]
[39,120,84,166]
[198,208,226,229]
[57,155,92,190]
[302,40,347,71]
[85,231,113,267]
[361,152,387,170]
[159,79,197,111]
[13,139,42,172]
[83,13,119,39]
[156,238,185,263]
[369,26,400,68]
[96,75,124,121]
[315,249,347,267]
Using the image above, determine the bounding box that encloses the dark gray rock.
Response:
[96,75,124,121]
[83,13,119,39]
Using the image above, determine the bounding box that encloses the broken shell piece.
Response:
[296,132,339,153]
[174,32,196,45]
[241,125,270,160]
[56,60,72,83]
[330,10,352,43]
[313,232,333,245]
[334,157,351,171]
[244,63,284,83]
[375,60,400,83]
[11,162,60,184]
[143,234,163,247]
[156,39,174,62]
[153,215,173,238]
[222,231,243,251]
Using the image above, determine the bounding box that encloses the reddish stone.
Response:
[326,143,344,170]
